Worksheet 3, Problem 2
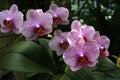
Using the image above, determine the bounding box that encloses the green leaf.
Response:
[0,39,55,73]
[28,73,53,80]
[38,38,55,62]
[58,74,71,80]
[94,57,120,80]
[64,67,95,80]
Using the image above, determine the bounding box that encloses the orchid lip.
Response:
[36,24,40,28]
[54,14,58,17]
[6,17,12,21]
[80,53,84,57]
[59,40,69,50]
[77,52,88,67]
[3,18,14,28]
[34,24,45,36]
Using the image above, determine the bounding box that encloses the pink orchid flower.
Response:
[21,9,53,40]
[93,32,110,57]
[63,42,99,71]
[0,4,23,34]
[49,30,70,56]
[46,4,69,27]
[70,20,96,42]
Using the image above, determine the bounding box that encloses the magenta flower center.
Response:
[34,25,45,36]
[53,17,61,25]
[77,54,88,66]
[83,36,87,41]
[100,47,106,57]
[59,41,69,50]
[3,19,14,28]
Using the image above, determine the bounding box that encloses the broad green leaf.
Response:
[28,73,53,80]
[0,39,55,73]
[64,67,95,80]
[0,53,48,72]
[58,74,71,80]
[38,38,55,63]
[94,57,120,80]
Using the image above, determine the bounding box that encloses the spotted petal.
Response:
[56,7,69,20]
[93,31,101,42]
[26,9,40,21]
[82,42,99,61]
[10,4,18,14]
[104,50,109,57]
[70,64,81,72]
[1,10,9,18]
[49,37,62,56]
[0,12,5,24]
[0,27,11,33]
[87,61,98,67]
[39,13,53,29]
[67,31,85,46]
[25,34,37,41]
[13,12,23,29]
[100,36,110,49]
[49,4,58,11]
[13,27,20,34]
[21,21,35,37]
[35,9,43,14]
[63,47,78,66]
[71,20,82,32]
[46,10,55,17]
[54,30,63,37]
[81,26,95,41]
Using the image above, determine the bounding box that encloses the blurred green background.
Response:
[0,0,120,80]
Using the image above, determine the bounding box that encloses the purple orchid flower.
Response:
[67,20,96,47]
[46,4,69,27]
[49,30,70,56]
[70,20,96,42]
[67,20,85,46]
[63,42,99,71]
[93,32,110,57]
[21,9,53,40]
[0,4,23,34]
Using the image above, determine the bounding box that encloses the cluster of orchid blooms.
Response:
[0,4,110,71]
